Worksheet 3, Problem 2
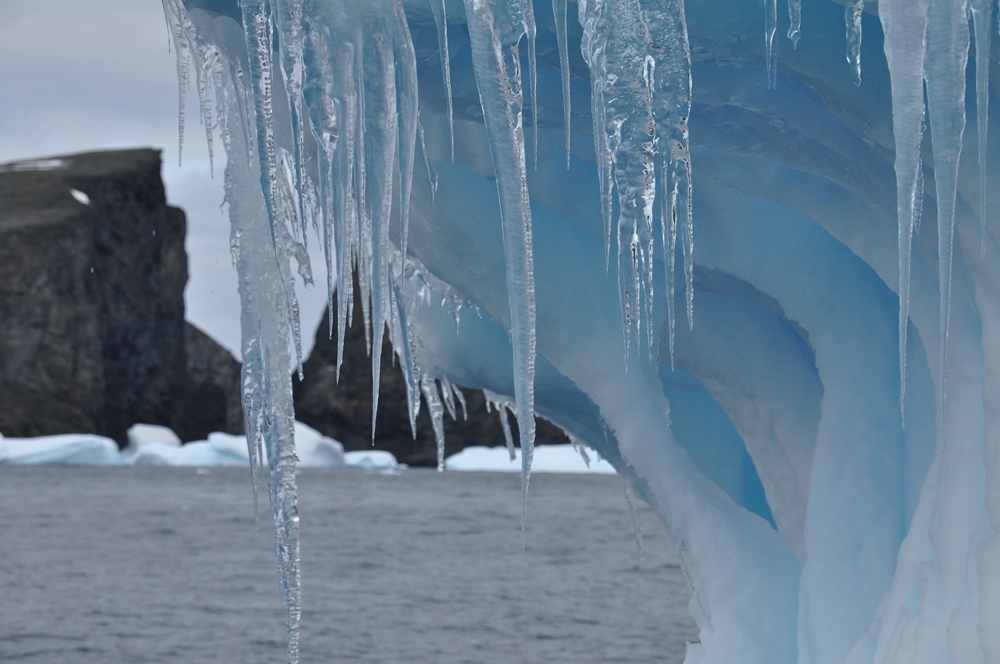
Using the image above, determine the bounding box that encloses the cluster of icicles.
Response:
[161,0,993,662]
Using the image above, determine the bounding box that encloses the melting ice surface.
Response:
[160,0,1000,662]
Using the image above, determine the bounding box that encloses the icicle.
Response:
[553,0,572,169]
[242,340,265,521]
[527,11,539,170]
[162,0,192,165]
[665,190,678,368]
[765,0,778,88]
[924,0,969,418]
[422,377,448,471]
[391,0,419,281]
[228,85,303,664]
[439,377,458,420]
[971,0,992,259]
[235,66,256,169]
[416,118,439,204]
[429,0,456,161]
[275,0,308,240]
[578,0,614,267]
[584,0,659,361]
[623,483,644,561]
[845,0,864,87]
[580,0,696,357]
[463,0,538,548]
[388,273,423,441]
[162,6,307,662]
[680,153,694,332]
[878,0,929,420]
[362,15,399,444]
[194,42,219,177]
[787,0,801,47]
[239,0,282,243]
[354,28,374,361]
[570,435,592,467]
[453,385,468,420]
[333,40,360,385]
[645,0,694,354]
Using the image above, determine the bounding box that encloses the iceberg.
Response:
[343,449,402,470]
[1,433,124,466]
[158,0,1000,662]
[445,443,617,473]
[1,422,348,468]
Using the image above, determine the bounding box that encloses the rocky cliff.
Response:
[0,149,241,445]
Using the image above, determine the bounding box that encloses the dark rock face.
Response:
[174,321,244,442]
[293,287,569,467]
[0,149,243,446]
[0,150,187,445]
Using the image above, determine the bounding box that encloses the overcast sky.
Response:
[0,1,328,359]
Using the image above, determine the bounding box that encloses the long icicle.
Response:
[463,0,537,549]
[392,0,419,282]
[578,0,614,269]
[239,0,282,244]
[553,0,572,169]
[646,0,694,341]
[845,0,865,86]
[878,0,929,420]
[924,0,969,425]
[765,0,778,88]
[362,12,398,444]
[971,0,992,259]
[429,0,456,161]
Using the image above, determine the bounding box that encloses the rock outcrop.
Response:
[174,321,245,442]
[0,150,188,445]
[293,287,569,467]
[0,149,242,446]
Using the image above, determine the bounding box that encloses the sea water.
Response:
[0,467,695,663]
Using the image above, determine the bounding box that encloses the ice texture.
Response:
[1,434,123,466]
[1,423,354,468]
[444,443,616,473]
[161,0,1000,662]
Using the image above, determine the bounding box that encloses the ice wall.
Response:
[161,0,1000,662]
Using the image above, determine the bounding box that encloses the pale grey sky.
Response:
[0,0,328,359]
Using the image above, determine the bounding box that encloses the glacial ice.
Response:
[159,0,1000,662]
[0,422,349,468]
[1,434,124,466]
[445,442,616,473]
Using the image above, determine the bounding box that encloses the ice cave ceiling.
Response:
[161,0,1000,662]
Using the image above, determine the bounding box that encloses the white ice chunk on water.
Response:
[129,423,344,468]
[444,444,615,474]
[126,423,182,448]
[122,424,183,463]
[343,450,401,469]
[2,434,122,466]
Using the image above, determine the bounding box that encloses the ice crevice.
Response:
[161,0,1000,662]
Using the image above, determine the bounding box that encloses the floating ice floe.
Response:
[0,422,351,469]
[343,450,403,470]
[1,433,124,466]
[445,444,616,475]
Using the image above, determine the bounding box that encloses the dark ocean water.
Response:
[0,466,696,663]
